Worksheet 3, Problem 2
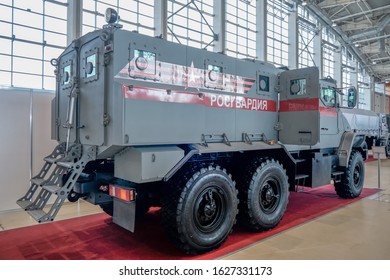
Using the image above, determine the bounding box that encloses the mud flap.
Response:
[112,198,136,232]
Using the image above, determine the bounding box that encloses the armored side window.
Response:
[321,87,336,105]
[61,61,73,89]
[86,54,97,78]
[258,75,270,92]
[129,49,157,80]
[205,64,224,89]
[63,64,71,85]
[84,48,99,83]
[290,78,306,96]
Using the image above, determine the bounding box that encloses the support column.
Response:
[313,24,322,76]
[213,0,226,54]
[67,0,83,44]
[288,2,298,69]
[333,42,342,87]
[256,0,267,61]
[370,76,375,111]
[154,0,167,39]
[350,59,358,107]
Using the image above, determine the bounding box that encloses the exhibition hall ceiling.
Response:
[309,0,390,82]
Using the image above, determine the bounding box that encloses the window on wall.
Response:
[0,0,67,90]
[358,65,370,110]
[342,47,354,106]
[266,0,290,67]
[322,28,336,79]
[167,0,214,49]
[298,6,317,68]
[82,0,154,36]
[225,0,256,59]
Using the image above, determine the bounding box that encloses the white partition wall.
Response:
[0,89,56,211]
[31,93,57,176]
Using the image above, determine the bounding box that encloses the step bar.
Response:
[16,143,96,223]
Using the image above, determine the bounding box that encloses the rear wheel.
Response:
[162,165,238,255]
[238,158,289,231]
[334,151,364,198]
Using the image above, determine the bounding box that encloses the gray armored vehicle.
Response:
[17,9,387,254]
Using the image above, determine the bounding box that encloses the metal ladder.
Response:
[16,143,96,223]
[293,156,309,192]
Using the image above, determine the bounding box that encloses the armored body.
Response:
[17,16,388,254]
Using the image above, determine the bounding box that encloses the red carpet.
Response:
[365,155,376,163]
[0,185,379,260]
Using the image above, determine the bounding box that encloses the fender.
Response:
[337,131,367,167]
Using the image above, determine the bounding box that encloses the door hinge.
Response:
[103,113,111,126]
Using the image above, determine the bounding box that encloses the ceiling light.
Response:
[302,0,308,6]
[331,22,337,27]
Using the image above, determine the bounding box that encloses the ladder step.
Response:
[332,171,344,176]
[57,161,73,169]
[42,184,61,194]
[295,159,306,163]
[30,178,45,186]
[27,210,51,223]
[44,157,59,164]
[331,171,344,183]
[295,174,309,180]
[16,200,33,210]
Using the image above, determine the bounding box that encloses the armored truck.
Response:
[17,9,381,254]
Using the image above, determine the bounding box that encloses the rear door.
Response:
[57,48,77,143]
[79,36,105,146]
[278,67,320,145]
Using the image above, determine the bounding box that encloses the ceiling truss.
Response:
[309,0,390,82]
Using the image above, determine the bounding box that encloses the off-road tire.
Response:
[161,165,239,255]
[238,158,289,231]
[334,151,364,198]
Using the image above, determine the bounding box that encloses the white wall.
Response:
[0,89,56,211]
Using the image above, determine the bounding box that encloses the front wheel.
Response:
[334,151,364,198]
[162,165,239,255]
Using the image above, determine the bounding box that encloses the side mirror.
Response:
[347,86,357,108]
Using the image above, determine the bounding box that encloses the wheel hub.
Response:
[353,166,361,185]
[204,203,216,218]
[259,180,280,213]
[265,187,274,202]
[194,187,225,233]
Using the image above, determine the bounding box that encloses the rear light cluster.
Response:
[109,185,135,202]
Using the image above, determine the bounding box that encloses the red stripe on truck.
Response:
[320,107,337,117]
[122,85,277,112]
[279,98,319,112]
